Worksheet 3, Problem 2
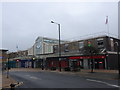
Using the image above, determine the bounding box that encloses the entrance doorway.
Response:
[70,60,81,71]
[94,59,105,69]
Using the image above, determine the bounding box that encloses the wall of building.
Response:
[8,50,28,59]
[53,36,109,55]
[107,54,118,70]
[34,36,68,56]
[50,36,120,70]
[28,45,34,56]
[35,37,43,55]
[43,43,53,54]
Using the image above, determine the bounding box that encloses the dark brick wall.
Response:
[53,36,111,54]
[107,54,118,70]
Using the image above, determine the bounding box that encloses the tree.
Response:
[82,45,99,73]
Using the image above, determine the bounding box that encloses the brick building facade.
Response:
[46,35,120,70]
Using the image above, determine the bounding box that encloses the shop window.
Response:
[64,44,69,52]
[53,46,58,53]
[97,38,104,48]
[98,41,103,45]
[79,41,84,49]
[110,38,114,51]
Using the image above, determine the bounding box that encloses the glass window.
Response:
[97,38,104,48]
[53,46,58,53]
[110,38,114,51]
[97,41,104,46]
[36,39,42,54]
[79,41,84,49]
[64,44,69,52]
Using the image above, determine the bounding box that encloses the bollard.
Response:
[10,83,16,90]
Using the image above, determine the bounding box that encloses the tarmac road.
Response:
[8,70,120,88]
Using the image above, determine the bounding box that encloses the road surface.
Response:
[8,70,119,88]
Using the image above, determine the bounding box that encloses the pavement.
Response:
[2,68,120,88]
[48,69,119,80]
[2,71,18,88]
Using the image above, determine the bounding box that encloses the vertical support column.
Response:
[104,57,107,69]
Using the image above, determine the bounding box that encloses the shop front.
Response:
[46,55,106,71]
[69,55,106,69]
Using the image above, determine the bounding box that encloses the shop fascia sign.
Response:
[0,56,3,59]
[0,56,7,59]
[69,55,106,59]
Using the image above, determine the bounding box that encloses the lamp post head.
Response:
[51,21,54,23]
[51,20,60,25]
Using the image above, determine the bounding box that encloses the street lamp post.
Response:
[51,21,61,71]
[7,54,10,78]
[7,58,9,78]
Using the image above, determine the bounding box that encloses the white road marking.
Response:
[86,79,120,88]
[25,75,42,80]
[30,76,38,79]
[25,75,31,77]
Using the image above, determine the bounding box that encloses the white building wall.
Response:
[33,43,36,56]
[35,37,43,55]
[44,43,53,54]
[34,36,68,56]
[28,46,34,56]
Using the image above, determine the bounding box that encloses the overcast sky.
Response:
[1,1,119,52]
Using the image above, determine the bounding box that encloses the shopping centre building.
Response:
[8,35,120,70]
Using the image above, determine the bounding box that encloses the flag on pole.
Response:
[105,16,109,36]
[105,16,108,24]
